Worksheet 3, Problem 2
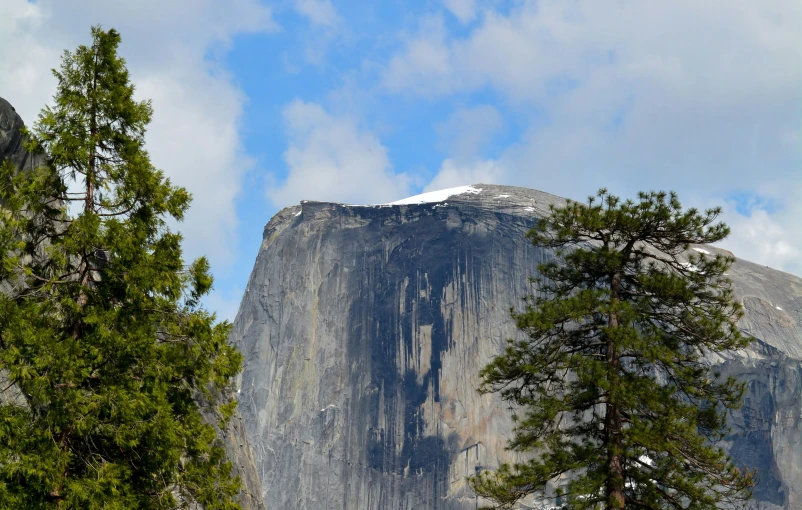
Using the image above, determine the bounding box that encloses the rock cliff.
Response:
[233,184,801,509]
[0,97,46,172]
[0,97,266,510]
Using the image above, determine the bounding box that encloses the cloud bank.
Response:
[378,0,801,274]
[268,100,412,207]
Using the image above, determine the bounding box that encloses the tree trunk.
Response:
[605,270,625,509]
[86,48,97,218]
[74,47,99,330]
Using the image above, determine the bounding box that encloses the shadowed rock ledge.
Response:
[232,184,801,509]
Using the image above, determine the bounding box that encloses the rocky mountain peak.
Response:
[235,183,802,508]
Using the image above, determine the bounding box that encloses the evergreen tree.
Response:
[0,26,243,508]
[470,189,755,509]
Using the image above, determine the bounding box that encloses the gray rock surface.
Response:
[233,184,802,509]
[0,97,266,510]
[0,97,46,173]
[212,392,268,510]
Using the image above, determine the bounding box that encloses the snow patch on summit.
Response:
[390,185,482,205]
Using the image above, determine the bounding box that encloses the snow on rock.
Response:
[496,194,510,198]
[693,247,711,255]
[389,185,482,205]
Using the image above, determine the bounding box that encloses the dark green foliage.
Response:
[470,189,754,509]
[0,27,242,508]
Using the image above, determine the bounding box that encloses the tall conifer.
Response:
[471,190,754,509]
[0,27,242,508]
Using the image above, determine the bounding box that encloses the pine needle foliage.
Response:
[470,189,755,510]
[0,26,243,509]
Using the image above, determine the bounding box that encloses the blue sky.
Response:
[2,0,801,320]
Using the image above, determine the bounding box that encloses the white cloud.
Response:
[135,65,253,267]
[0,2,60,124]
[719,207,802,276]
[444,0,477,24]
[385,1,801,105]
[382,16,459,96]
[424,159,504,192]
[426,105,506,194]
[435,105,503,163]
[267,101,412,207]
[0,0,276,273]
[716,184,802,276]
[382,0,802,275]
[295,0,341,28]
[287,0,342,69]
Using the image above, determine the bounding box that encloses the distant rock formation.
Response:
[0,97,45,171]
[233,184,801,509]
[0,97,266,510]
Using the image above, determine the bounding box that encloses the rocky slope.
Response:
[0,97,266,510]
[233,184,801,509]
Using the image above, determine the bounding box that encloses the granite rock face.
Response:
[233,184,802,509]
[0,97,45,172]
[0,97,266,510]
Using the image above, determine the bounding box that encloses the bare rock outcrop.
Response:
[233,184,802,509]
[0,97,45,172]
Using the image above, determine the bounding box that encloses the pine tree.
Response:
[470,189,755,509]
[0,26,243,509]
